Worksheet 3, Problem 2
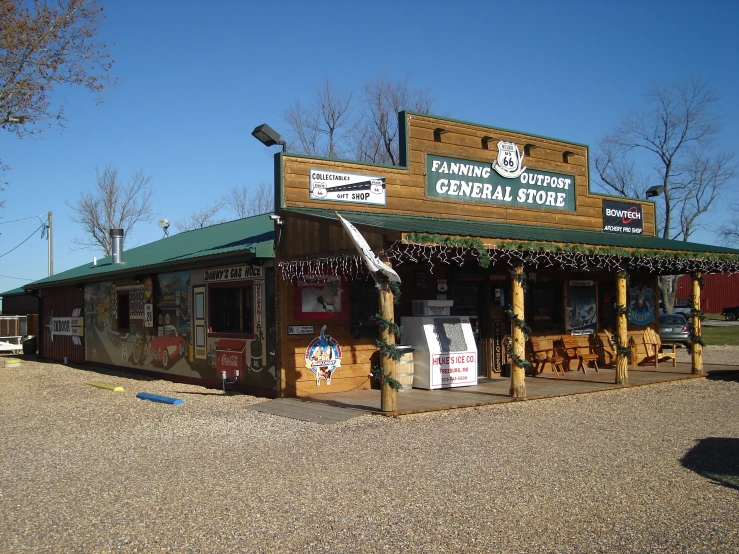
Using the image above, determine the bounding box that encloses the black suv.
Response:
[722,306,739,321]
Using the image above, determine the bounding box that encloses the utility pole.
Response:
[47,211,53,276]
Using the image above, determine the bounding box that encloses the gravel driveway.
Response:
[1,354,737,553]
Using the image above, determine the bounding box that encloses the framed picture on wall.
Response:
[629,279,655,325]
[294,275,349,320]
[566,280,597,334]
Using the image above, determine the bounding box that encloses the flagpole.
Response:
[379,259,397,413]
[335,212,400,412]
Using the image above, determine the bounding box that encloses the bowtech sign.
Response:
[426,146,575,211]
[602,199,643,234]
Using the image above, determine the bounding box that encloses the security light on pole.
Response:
[251,124,286,152]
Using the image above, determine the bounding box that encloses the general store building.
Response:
[23,113,739,401]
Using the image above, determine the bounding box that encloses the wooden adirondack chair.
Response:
[642,327,676,368]
[529,336,565,378]
[561,334,599,373]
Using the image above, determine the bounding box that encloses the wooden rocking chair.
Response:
[529,337,565,378]
[561,334,600,373]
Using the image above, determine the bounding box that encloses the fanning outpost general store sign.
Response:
[426,142,575,211]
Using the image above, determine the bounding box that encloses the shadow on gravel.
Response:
[680,437,739,491]
[706,370,739,382]
[12,355,163,382]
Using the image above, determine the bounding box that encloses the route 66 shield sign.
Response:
[493,141,527,179]
[312,182,328,198]
[370,179,384,195]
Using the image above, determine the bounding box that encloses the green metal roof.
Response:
[283,207,739,256]
[0,286,28,297]
[27,214,275,289]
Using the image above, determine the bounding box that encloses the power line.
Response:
[0,274,35,281]
[0,222,47,258]
[0,214,47,225]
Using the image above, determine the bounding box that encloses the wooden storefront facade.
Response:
[271,112,739,400]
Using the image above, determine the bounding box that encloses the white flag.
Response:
[336,213,401,284]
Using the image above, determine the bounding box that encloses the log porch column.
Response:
[616,272,629,385]
[379,282,397,412]
[691,273,704,376]
[509,266,526,399]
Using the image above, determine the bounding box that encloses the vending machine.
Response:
[400,314,478,390]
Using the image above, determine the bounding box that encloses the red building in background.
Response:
[676,273,739,313]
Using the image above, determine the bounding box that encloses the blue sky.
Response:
[1,0,738,302]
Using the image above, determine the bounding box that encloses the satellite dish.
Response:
[158,218,170,237]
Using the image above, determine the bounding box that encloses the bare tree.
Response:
[593,79,738,312]
[283,81,354,158]
[355,74,435,166]
[717,202,739,246]
[67,164,153,255]
[225,181,274,218]
[175,200,227,232]
[281,74,435,166]
[0,0,116,207]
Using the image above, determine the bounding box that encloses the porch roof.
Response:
[282,207,739,274]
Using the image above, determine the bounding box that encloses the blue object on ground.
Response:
[135,392,184,405]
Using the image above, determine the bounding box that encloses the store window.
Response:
[117,292,130,332]
[599,284,616,331]
[526,281,563,333]
[209,284,253,335]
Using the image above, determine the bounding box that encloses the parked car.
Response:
[722,306,739,321]
[658,299,692,317]
[149,325,185,369]
[658,313,691,348]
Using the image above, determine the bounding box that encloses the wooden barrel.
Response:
[396,348,415,392]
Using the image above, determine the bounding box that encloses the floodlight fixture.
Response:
[646,185,665,198]
[252,123,286,151]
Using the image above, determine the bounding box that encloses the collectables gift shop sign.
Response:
[426,145,575,211]
[310,169,386,205]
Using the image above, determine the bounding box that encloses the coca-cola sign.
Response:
[217,350,244,372]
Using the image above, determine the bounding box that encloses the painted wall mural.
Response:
[84,275,202,379]
[84,269,273,389]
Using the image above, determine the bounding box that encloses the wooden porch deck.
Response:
[304,362,738,416]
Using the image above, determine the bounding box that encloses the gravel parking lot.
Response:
[1,354,738,553]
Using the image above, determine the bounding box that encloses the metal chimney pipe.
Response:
[110,229,124,264]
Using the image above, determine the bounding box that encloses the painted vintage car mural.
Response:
[150,324,185,368]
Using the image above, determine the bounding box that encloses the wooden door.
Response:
[193,285,206,360]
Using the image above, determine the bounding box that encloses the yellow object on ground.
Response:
[85,381,124,392]
[3,358,21,367]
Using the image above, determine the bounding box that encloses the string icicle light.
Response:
[278,235,739,284]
